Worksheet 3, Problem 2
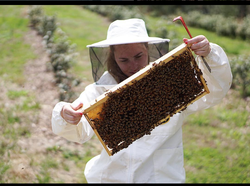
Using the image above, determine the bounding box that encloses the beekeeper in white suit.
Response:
[51,18,232,183]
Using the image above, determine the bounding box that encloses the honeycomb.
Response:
[81,43,209,156]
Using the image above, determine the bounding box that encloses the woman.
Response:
[51,18,232,183]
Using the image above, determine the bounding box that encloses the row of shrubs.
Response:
[82,5,143,22]
[182,10,250,41]
[83,5,250,42]
[83,5,250,98]
[28,5,80,102]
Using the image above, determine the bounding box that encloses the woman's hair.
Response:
[107,43,149,83]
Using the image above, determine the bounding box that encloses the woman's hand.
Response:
[60,102,83,125]
[183,35,211,57]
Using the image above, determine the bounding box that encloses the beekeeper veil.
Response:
[87,18,170,82]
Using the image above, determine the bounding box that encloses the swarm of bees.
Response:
[83,44,209,156]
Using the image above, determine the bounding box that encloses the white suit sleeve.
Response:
[184,43,233,115]
[51,84,105,144]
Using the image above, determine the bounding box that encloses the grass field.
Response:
[0,5,249,183]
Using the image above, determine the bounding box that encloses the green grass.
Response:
[43,6,108,50]
[0,92,37,140]
[36,156,59,183]
[7,90,29,99]
[184,130,250,183]
[0,4,41,177]
[0,5,36,85]
[45,145,94,183]
[183,90,250,183]
[0,162,10,183]
[184,145,249,183]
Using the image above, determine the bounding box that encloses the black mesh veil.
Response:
[89,47,110,82]
[89,40,170,82]
[148,41,170,63]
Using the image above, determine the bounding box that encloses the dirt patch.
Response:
[8,28,102,183]
[22,29,61,151]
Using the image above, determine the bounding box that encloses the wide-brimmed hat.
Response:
[87,18,170,82]
[87,18,170,48]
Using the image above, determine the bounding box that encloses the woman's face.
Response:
[113,43,149,77]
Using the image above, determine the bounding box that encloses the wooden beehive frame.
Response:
[79,43,210,156]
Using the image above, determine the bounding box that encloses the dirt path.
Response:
[23,29,57,131]
[10,28,101,183]
[13,29,77,182]
[22,29,65,154]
